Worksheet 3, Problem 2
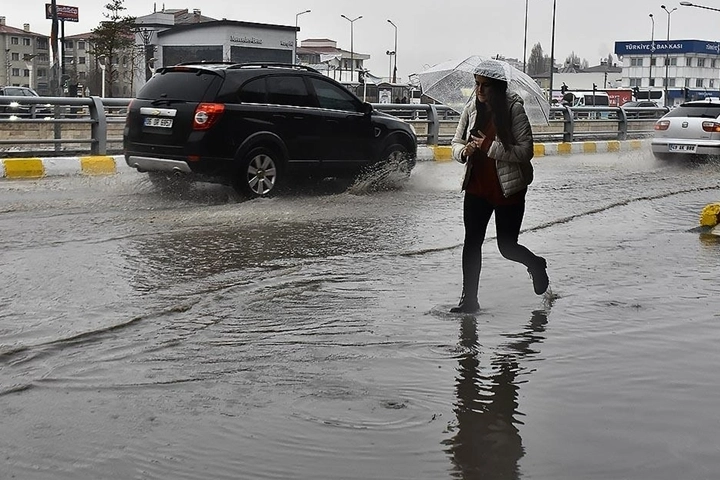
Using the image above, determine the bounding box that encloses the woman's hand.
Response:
[463,134,485,157]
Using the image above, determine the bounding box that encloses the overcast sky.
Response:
[8,0,720,80]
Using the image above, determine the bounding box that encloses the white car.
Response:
[651,98,720,160]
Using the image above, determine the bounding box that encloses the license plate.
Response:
[144,117,173,128]
[669,144,696,153]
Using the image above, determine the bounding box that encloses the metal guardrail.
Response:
[0,96,660,157]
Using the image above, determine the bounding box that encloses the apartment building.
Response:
[0,16,51,94]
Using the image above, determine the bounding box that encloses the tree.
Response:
[565,51,583,69]
[528,43,546,76]
[90,0,135,97]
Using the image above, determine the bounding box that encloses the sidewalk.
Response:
[1,139,650,179]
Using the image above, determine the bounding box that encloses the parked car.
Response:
[0,86,52,118]
[621,100,668,119]
[123,62,417,198]
[651,98,720,160]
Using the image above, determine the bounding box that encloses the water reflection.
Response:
[444,310,548,479]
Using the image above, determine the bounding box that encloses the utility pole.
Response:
[341,14,362,82]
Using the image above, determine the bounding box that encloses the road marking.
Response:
[81,156,117,175]
[4,158,44,178]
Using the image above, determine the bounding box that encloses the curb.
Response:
[419,139,649,164]
[0,155,133,179]
[1,140,650,179]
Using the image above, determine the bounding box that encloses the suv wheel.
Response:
[234,146,282,198]
[380,143,414,176]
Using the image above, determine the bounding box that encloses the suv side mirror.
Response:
[362,102,373,115]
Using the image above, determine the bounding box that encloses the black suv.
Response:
[123,63,417,197]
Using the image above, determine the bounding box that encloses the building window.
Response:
[711,79,716,88]
[713,59,718,68]
[11,53,19,61]
[11,37,19,45]
[37,68,47,77]
[11,68,20,76]
[38,53,48,62]
[686,57,693,66]
[668,78,676,87]
[630,58,643,66]
[685,78,691,87]
[23,69,29,77]
[629,78,642,87]
[37,38,48,49]
[78,57,86,64]
[696,78,704,87]
[22,38,30,46]
[697,58,705,67]
[670,57,677,66]
[65,40,73,49]
[650,58,657,66]
[78,41,85,50]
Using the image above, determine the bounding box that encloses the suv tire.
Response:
[234,146,282,198]
[379,142,414,176]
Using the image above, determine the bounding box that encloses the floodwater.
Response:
[0,149,719,480]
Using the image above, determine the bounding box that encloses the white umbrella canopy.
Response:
[418,56,550,125]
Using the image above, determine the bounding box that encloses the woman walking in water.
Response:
[450,59,549,313]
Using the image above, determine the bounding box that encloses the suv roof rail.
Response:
[174,61,237,66]
[226,62,320,73]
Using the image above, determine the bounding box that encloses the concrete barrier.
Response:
[1,139,651,179]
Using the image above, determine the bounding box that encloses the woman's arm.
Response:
[486,102,534,164]
[451,107,471,163]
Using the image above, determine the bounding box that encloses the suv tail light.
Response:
[654,120,670,131]
[193,103,225,130]
[702,121,720,133]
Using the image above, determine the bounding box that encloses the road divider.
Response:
[1,140,651,179]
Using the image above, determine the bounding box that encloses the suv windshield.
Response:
[665,104,720,118]
[138,69,222,101]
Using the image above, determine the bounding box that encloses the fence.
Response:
[0,95,660,158]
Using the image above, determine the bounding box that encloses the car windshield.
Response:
[664,104,720,119]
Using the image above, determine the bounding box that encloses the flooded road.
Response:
[1,149,719,479]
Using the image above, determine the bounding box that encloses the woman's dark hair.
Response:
[475,77,513,150]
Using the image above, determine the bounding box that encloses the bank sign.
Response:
[615,40,720,56]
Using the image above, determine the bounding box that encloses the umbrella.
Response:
[417,55,550,125]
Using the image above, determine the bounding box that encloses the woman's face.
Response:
[474,75,491,103]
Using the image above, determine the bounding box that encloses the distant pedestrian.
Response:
[449,59,549,313]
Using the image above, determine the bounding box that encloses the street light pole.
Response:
[649,13,655,87]
[661,4,677,107]
[523,0,529,73]
[548,0,557,102]
[679,1,720,12]
[295,10,310,63]
[680,2,720,99]
[341,14,362,83]
[387,19,397,83]
[386,50,395,80]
